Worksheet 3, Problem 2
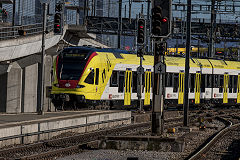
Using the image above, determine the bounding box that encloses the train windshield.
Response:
[57,48,91,80]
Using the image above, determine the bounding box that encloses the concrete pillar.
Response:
[6,62,22,113]
[22,63,38,112]
[44,55,55,112]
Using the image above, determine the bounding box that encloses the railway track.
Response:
[185,115,240,160]
[0,122,150,160]
[1,108,240,160]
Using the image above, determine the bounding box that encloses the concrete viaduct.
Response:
[0,25,108,113]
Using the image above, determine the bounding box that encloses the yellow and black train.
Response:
[51,46,240,109]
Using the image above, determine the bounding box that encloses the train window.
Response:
[84,69,94,84]
[206,74,212,88]
[95,68,99,85]
[229,75,232,93]
[173,73,179,93]
[142,73,145,93]
[118,71,125,93]
[190,74,195,93]
[110,71,118,87]
[214,75,219,88]
[57,59,86,80]
[102,69,106,83]
[132,72,137,93]
[166,73,173,87]
[201,74,206,92]
[219,75,224,93]
[233,76,237,93]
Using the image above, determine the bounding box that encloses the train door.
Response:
[144,70,151,105]
[237,74,240,103]
[195,72,201,104]
[94,68,100,98]
[124,69,132,106]
[223,73,229,104]
[178,71,184,104]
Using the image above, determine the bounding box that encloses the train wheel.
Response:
[71,101,77,110]
[102,101,110,110]
[53,101,64,111]
[61,102,65,111]
[109,101,114,110]
[88,104,95,110]
[101,101,110,110]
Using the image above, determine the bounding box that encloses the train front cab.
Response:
[51,49,116,108]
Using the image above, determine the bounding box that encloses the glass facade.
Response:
[3,0,56,25]
[97,0,118,48]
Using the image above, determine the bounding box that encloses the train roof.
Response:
[165,56,240,70]
[62,46,135,54]
[61,46,240,70]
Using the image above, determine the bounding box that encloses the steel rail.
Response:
[187,117,235,160]
[0,122,151,159]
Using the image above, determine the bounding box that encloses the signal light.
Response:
[152,0,172,37]
[137,19,145,45]
[161,18,168,23]
[54,13,62,34]
[152,6,162,36]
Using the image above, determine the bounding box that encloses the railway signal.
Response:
[54,13,62,34]
[137,18,145,45]
[152,6,162,36]
[54,2,64,35]
[151,0,171,135]
[151,0,172,37]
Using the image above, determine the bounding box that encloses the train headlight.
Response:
[76,85,85,88]
[81,95,85,100]
[54,83,59,87]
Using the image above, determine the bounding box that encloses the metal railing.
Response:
[0,21,54,41]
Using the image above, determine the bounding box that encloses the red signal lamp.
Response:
[161,18,168,23]
[139,25,144,29]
